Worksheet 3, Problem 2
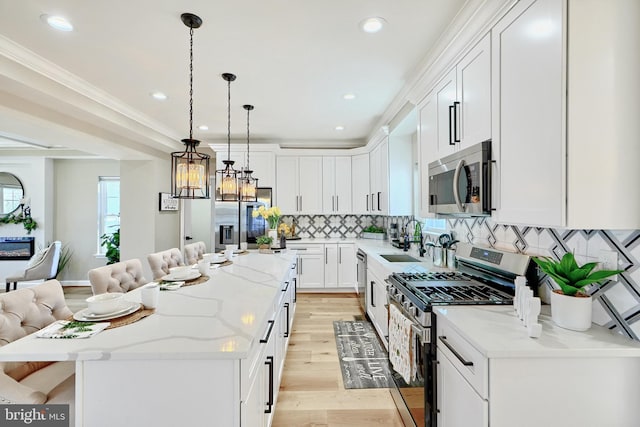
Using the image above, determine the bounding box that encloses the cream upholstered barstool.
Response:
[87,258,148,295]
[5,241,62,292]
[146,248,185,280]
[0,279,76,422]
[183,241,207,265]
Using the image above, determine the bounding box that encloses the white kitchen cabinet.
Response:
[351,153,370,215]
[322,157,352,214]
[369,138,389,215]
[215,150,276,195]
[366,266,388,347]
[275,156,323,214]
[288,243,325,289]
[427,33,492,162]
[436,306,640,427]
[325,243,357,289]
[418,96,437,218]
[492,0,640,229]
[437,348,488,427]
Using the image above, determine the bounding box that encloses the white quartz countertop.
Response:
[0,251,297,362]
[435,305,640,358]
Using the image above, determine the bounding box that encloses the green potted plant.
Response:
[100,228,120,265]
[256,235,273,253]
[533,252,622,331]
[362,225,386,240]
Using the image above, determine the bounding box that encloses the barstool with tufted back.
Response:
[183,241,207,265]
[0,279,75,416]
[146,248,185,280]
[88,258,148,295]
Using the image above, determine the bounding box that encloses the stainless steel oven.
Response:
[428,140,492,216]
[387,243,536,427]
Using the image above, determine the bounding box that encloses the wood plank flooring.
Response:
[62,288,404,426]
[273,293,404,427]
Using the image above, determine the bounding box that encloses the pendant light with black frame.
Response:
[238,104,258,202]
[171,13,210,199]
[215,73,239,201]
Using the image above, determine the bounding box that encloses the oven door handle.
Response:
[452,159,466,212]
[411,323,430,344]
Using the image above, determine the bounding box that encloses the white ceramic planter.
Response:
[550,290,593,331]
[268,229,278,248]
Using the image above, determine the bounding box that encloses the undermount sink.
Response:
[379,254,421,263]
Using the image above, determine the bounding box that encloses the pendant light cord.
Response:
[227,78,231,162]
[246,107,250,170]
[189,27,194,141]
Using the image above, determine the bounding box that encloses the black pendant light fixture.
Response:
[171,12,210,199]
[215,73,239,201]
[239,104,258,202]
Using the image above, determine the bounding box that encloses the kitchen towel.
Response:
[388,303,414,383]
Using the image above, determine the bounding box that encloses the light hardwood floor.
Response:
[62,288,404,426]
[273,293,404,427]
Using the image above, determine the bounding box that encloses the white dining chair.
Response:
[147,248,185,280]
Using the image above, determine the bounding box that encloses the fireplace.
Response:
[0,237,35,260]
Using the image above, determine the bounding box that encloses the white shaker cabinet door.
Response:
[276,156,299,214]
[491,0,565,227]
[298,157,323,214]
[437,348,488,427]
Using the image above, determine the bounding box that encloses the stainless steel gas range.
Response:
[387,243,536,427]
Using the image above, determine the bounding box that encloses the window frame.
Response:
[97,176,120,254]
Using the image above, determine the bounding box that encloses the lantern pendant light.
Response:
[215,73,239,201]
[239,104,258,201]
[171,13,210,199]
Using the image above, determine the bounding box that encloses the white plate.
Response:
[159,281,184,291]
[74,301,141,321]
[210,258,228,264]
[162,270,201,281]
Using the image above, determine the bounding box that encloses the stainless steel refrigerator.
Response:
[214,187,272,251]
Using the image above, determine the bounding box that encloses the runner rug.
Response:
[333,320,395,389]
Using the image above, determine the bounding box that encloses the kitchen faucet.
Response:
[402,218,425,257]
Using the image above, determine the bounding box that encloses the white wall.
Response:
[53,159,120,282]
[0,157,51,284]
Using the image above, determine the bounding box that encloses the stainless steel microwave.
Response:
[428,140,492,216]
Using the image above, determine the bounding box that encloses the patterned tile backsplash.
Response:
[285,214,640,342]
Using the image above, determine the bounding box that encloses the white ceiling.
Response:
[0,0,468,158]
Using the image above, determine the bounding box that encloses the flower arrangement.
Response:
[252,206,282,229]
[278,222,291,237]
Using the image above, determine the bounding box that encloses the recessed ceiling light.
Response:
[151,92,167,100]
[198,125,209,131]
[343,93,356,100]
[335,126,345,131]
[41,14,74,32]
[360,17,386,34]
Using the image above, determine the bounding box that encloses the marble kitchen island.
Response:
[0,250,298,427]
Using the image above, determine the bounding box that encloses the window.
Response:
[98,177,120,253]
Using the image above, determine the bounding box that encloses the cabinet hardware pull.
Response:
[282,281,289,292]
[260,320,275,343]
[336,195,338,212]
[453,101,460,142]
[371,193,375,211]
[439,335,473,366]
[284,303,290,338]
[300,195,302,211]
[448,104,455,145]
[339,247,342,264]
[293,277,297,303]
[325,247,328,264]
[377,192,381,211]
[265,355,274,413]
[332,195,335,211]
[371,281,376,307]
[366,194,369,211]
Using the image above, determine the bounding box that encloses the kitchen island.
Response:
[0,250,298,427]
